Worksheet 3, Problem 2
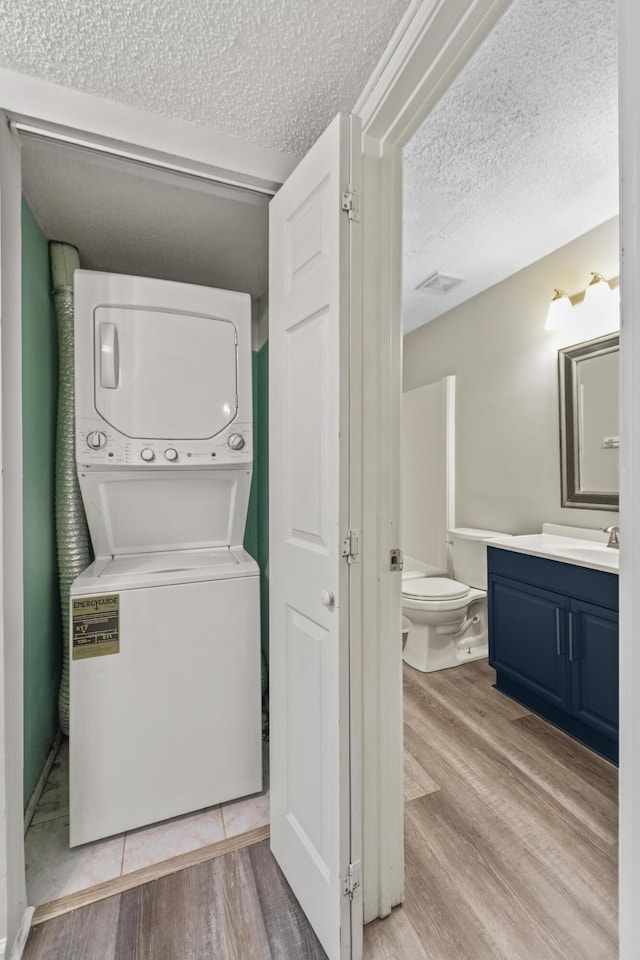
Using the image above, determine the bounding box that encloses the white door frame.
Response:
[0,0,638,952]
[0,106,27,959]
[355,1,639,957]
[0,69,297,191]
[616,2,640,951]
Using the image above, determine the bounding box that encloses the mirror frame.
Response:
[558,332,619,510]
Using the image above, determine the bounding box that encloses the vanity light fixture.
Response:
[545,289,574,331]
[545,272,619,332]
[583,272,615,312]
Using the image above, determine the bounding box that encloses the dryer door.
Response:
[94,307,237,440]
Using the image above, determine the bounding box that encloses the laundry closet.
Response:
[20,131,271,906]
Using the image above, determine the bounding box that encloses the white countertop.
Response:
[488,523,619,574]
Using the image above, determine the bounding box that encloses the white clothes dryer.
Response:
[69,271,262,846]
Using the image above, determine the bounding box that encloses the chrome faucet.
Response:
[603,525,620,549]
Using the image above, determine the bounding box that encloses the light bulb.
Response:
[583,272,614,314]
[545,289,574,331]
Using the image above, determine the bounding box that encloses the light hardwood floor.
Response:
[23,838,327,960]
[23,659,617,959]
[365,660,618,960]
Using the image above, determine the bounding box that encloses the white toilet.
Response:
[402,527,509,673]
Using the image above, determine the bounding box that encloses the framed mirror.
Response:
[558,332,619,509]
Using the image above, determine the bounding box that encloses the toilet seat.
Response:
[402,576,470,601]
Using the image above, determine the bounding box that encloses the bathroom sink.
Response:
[489,529,620,573]
[547,544,619,568]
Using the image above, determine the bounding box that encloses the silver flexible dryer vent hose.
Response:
[50,243,91,735]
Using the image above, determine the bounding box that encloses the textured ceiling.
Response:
[0,0,411,157]
[11,0,618,326]
[402,0,619,333]
[21,138,270,296]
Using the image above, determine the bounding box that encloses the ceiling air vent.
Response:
[415,271,464,295]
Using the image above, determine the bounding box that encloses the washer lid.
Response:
[79,467,252,556]
[71,547,259,594]
[402,577,470,600]
[99,547,240,579]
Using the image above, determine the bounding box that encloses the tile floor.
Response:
[25,739,270,907]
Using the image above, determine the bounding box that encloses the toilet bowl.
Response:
[402,528,509,673]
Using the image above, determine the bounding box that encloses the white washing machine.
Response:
[69,271,262,847]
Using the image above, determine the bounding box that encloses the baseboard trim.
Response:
[8,907,34,960]
[31,823,270,926]
[24,732,63,834]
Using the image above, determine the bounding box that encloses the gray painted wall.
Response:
[402,379,449,571]
[403,217,620,536]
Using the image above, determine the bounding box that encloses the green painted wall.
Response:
[22,200,61,803]
[244,342,269,722]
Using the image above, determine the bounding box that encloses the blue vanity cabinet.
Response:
[489,577,569,711]
[569,599,619,741]
[487,546,619,763]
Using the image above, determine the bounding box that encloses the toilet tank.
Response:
[448,527,510,589]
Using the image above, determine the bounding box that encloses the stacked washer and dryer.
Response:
[69,270,262,847]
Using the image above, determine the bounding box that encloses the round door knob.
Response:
[87,431,106,450]
[140,448,155,462]
[164,448,178,461]
[228,433,245,451]
[320,590,335,607]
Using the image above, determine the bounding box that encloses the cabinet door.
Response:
[489,576,569,710]
[569,599,618,739]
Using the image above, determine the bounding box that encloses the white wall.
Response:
[403,217,620,535]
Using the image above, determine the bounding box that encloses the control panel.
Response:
[76,419,253,468]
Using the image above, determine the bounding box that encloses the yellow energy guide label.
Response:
[72,594,120,659]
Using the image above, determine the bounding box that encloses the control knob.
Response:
[227,433,245,451]
[140,448,155,462]
[86,431,107,450]
[164,448,178,462]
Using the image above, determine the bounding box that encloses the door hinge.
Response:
[343,861,361,900]
[341,530,360,564]
[341,188,360,222]
[390,548,404,572]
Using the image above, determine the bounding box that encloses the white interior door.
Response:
[269,113,361,960]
